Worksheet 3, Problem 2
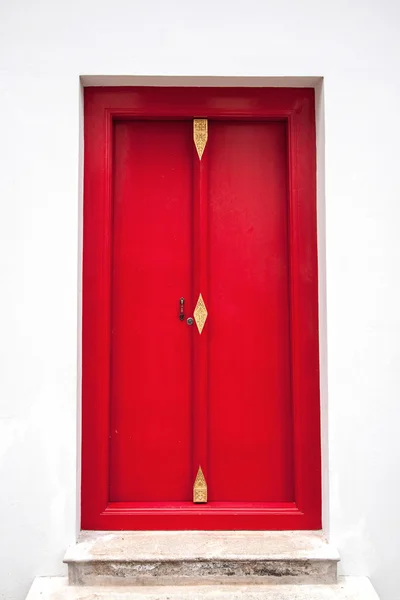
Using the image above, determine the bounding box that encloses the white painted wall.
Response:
[0,0,399,598]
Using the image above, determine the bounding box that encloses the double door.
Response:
[110,118,294,504]
[81,87,321,530]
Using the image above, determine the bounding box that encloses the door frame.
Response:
[81,87,321,530]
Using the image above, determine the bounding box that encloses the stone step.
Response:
[64,531,339,586]
[26,576,380,600]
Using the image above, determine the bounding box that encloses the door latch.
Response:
[179,298,185,321]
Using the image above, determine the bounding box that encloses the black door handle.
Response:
[179,298,185,321]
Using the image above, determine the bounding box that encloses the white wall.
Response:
[1,1,399,599]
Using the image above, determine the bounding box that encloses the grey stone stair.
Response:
[26,576,380,600]
[63,531,339,586]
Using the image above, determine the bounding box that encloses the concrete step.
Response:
[26,576,380,600]
[64,531,339,586]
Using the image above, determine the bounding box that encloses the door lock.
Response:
[187,317,194,326]
[179,298,185,321]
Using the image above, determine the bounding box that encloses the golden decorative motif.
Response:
[193,466,207,503]
[193,293,208,334]
[193,118,208,160]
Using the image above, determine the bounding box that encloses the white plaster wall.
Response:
[0,1,399,599]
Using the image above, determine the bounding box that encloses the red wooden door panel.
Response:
[208,121,294,502]
[110,120,193,501]
[82,87,321,530]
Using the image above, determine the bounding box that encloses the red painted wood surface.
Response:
[110,121,193,501]
[82,87,321,530]
[207,121,294,502]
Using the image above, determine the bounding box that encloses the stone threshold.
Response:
[64,531,339,586]
[65,530,339,562]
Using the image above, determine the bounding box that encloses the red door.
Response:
[110,120,193,502]
[207,121,293,502]
[82,88,321,530]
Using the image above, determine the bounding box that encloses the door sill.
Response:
[83,501,321,530]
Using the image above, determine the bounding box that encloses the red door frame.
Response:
[81,87,321,530]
